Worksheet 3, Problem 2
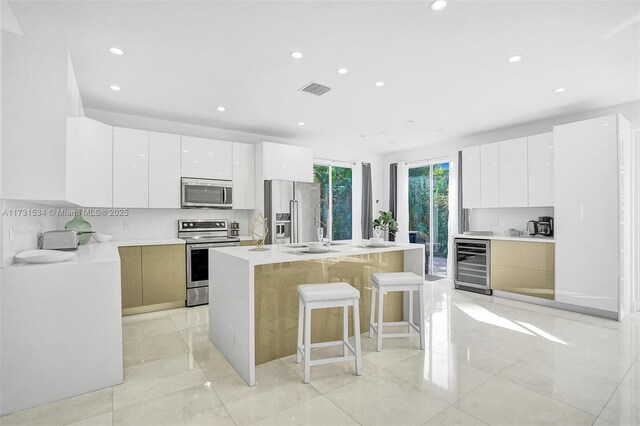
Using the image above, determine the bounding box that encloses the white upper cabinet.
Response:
[149,132,181,209]
[498,137,528,208]
[461,146,481,208]
[232,143,255,209]
[113,127,149,208]
[527,133,554,207]
[79,118,113,207]
[261,142,313,182]
[480,143,500,208]
[181,136,232,180]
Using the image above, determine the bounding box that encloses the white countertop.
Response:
[6,238,185,269]
[111,238,185,247]
[453,234,555,244]
[210,241,424,265]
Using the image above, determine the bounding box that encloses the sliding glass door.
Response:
[313,163,353,241]
[408,161,450,276]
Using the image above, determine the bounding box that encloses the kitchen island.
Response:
[209,242,425,385]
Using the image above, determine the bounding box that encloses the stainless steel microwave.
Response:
[181,177,233,209]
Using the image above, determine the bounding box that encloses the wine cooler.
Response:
[454,238,491,295]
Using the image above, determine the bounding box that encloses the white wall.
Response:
[55,208,251,242]
[0,201,56,268]
[467,207,554,236]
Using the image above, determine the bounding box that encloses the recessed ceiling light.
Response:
[429,0,448,11]
[217,106,226,112]
[290,51,303,59]
[436,128,445,132]
[337,68,349,75]
[389,140,397,144]
[507,55,523,63]
[553,87,566,93]
[359,134,366,138]
[108,47,124,56]
[374,81,385,87]
[109,85,121,91]
[298,122,305,126]
[406,120,415,124]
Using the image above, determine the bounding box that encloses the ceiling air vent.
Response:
[299,82,331,96]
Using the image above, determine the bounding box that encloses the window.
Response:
[313,163,352,240]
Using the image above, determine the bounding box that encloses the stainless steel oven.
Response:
[181,178,233,209]
[179,219,240,306]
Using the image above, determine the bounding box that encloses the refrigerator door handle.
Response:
[294,200,300,243]
[290,199,297,243]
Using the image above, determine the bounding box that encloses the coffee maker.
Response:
[537,216,553,237]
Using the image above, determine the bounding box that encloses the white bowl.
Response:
[370,237,384,245]
[15,250,76,264]
[308,242,325,251]
[93,232,114,243]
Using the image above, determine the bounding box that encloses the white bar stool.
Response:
[296,282,363,384]
[369,272,425,352]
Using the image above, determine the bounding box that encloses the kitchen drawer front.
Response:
[491,265,554,300]
[141,244,186,306]
[491,240,554,271]
[119,246,143,309]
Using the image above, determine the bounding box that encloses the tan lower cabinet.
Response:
[119,246,143,309]
[119,244,186,315]
[491,241,555,300]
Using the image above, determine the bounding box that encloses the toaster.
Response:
[40,230,79,251]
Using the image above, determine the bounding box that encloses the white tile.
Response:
[122,316,178,341]
[193,345,238,382]
[113,353,207,410]
[123,330,189,367]
[66,412,113,426]
[456,377,596,425]
[384,351,493,404]
[0,389,112,426]
[599,384,640,425]
[168,306,209,330]
[179,325,214,352]
[114,384,233,426]
[252,396,358,425]
[498,353,619,415]
[325,370,449,425]
[422,406,487,425]
[212,360,321,425]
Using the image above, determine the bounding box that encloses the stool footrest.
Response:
[310,355,355,367]
[297,339,357,358]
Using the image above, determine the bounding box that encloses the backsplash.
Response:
[466,207,554,236]
[54,208,253,241]
[1,200,57,267]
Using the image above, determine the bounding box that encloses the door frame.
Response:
[408,157,450,277]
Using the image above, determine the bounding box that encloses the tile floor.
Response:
[1,279,639,426]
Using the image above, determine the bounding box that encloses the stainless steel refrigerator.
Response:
[264,180,321,244]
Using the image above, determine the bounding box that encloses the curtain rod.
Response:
[314,157,357,165]
[402,155,450,166]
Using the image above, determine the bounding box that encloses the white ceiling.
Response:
[8,0,640,153]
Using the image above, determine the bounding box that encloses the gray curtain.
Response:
[388,163,398,241]
[362,163,373,239]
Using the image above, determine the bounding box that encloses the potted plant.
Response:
[372,211,398,241]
